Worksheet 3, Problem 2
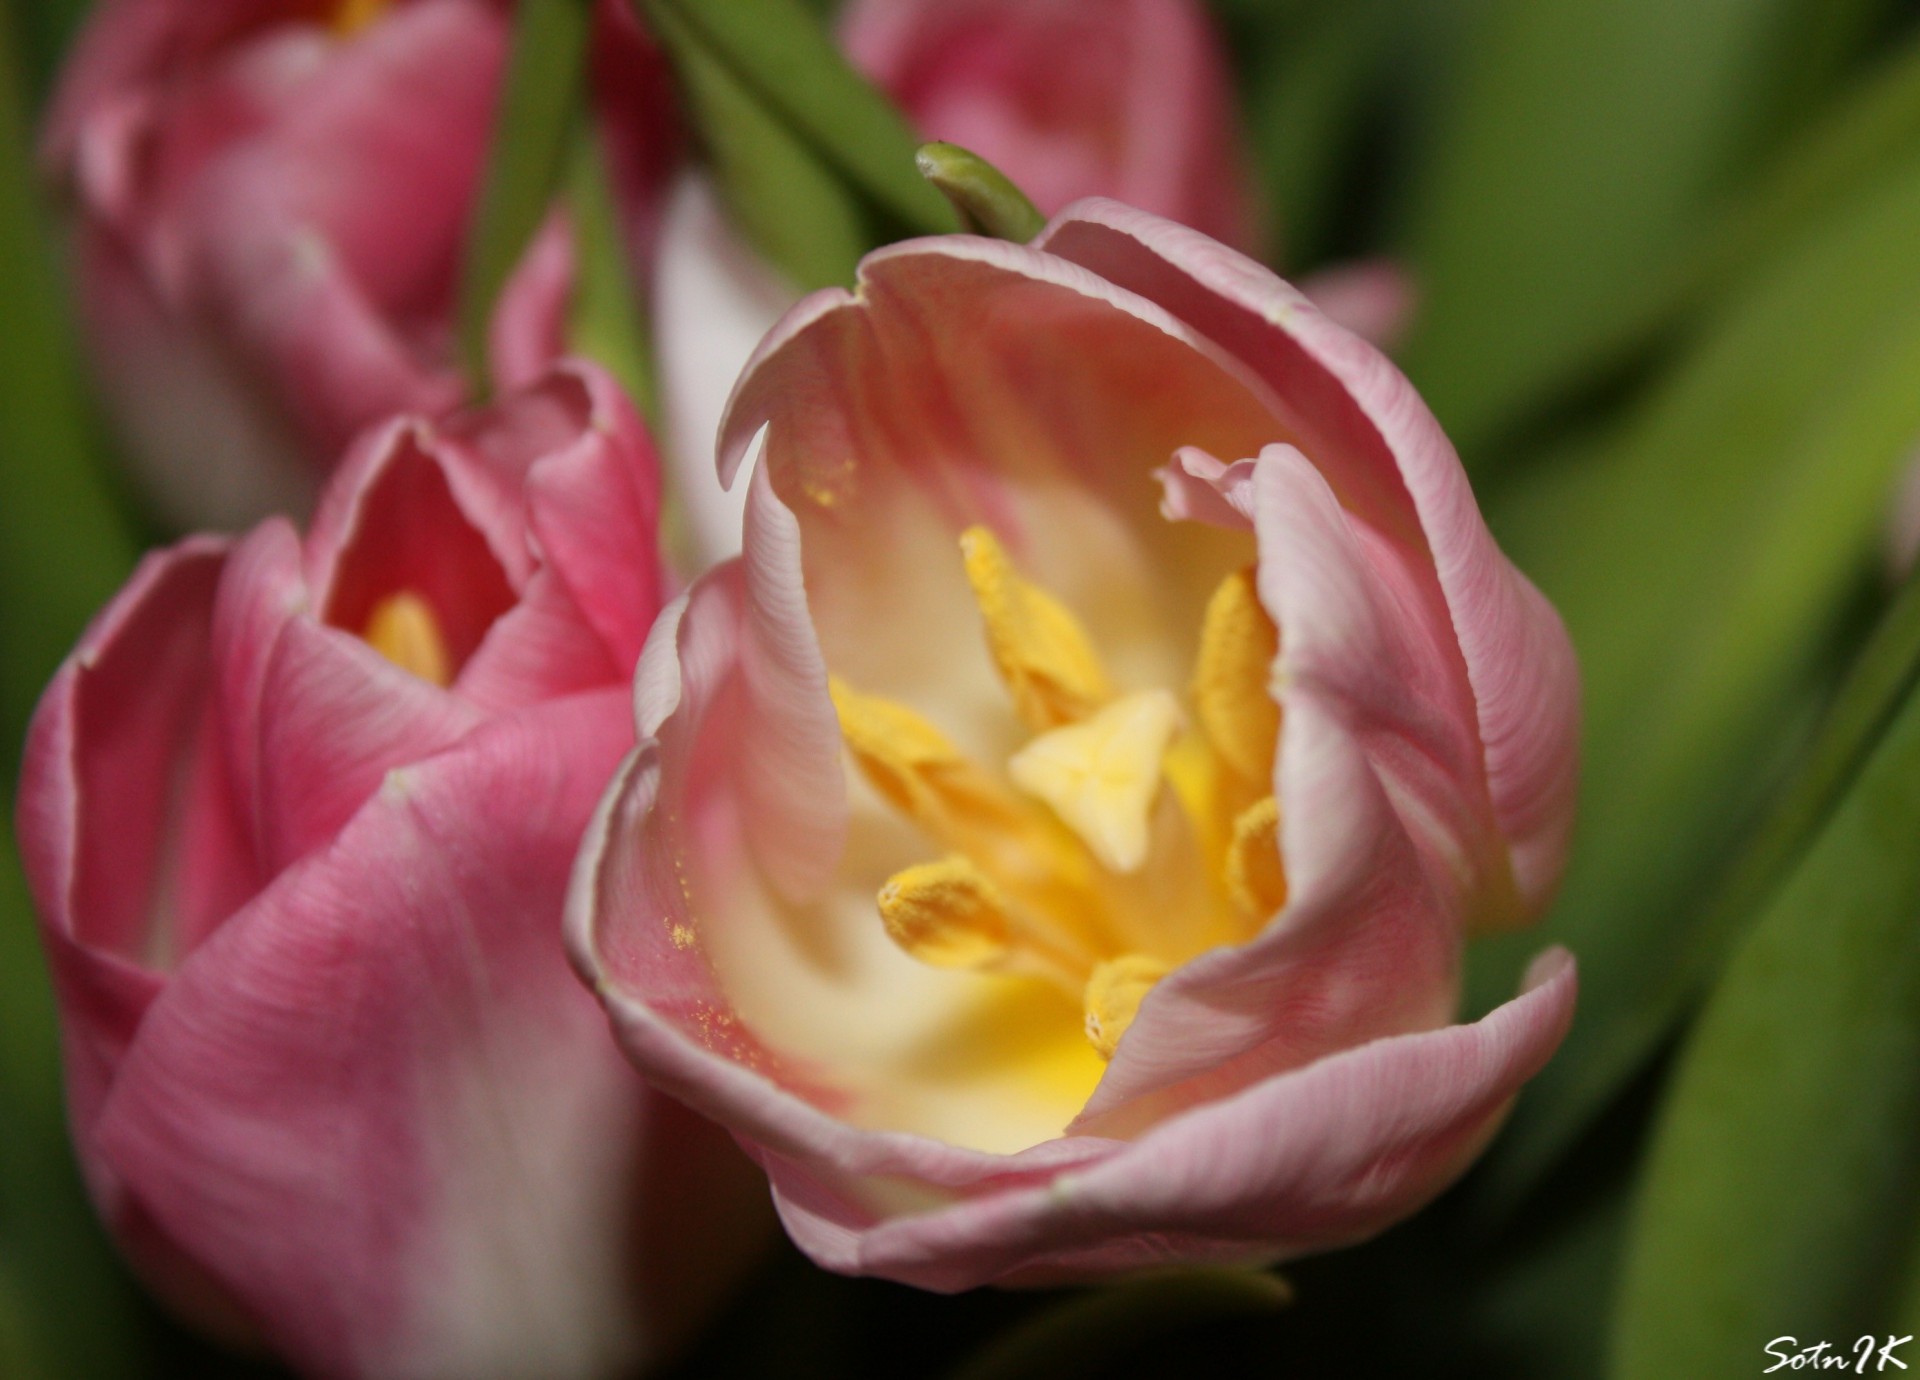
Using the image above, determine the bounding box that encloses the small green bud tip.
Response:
[915,142,1046,243]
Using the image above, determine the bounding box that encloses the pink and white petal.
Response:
[808,950,1575,1291]
[93,691,711,1379]
[1079,445,1506,1124]
[570,571,1117,1205]
[1155,444,1259,529]
[717,235,1279,725]
[652,175,797,569]
[1036,199,1579,916]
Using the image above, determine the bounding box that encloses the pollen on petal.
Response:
[1192,567,1280,784]
[961,525,1112,730]
[1008,690,1182,874]
[877,856,1012,969]
[363,591,453,687]
[1226,795,1288,920]
[1083,953,1169,1060]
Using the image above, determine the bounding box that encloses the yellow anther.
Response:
[1083,953,1169,1060]
[1225,796,1288,920]
[878,856,1012,969]
[329,0,390,37]
[1008,690,1182,874]
[363,591,453,687]
[1192,567,1280,784]
[829,676,1035,842]
[961,525,1111,730]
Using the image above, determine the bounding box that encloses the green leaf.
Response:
[947,1271,1291,1380]
[1682,30,1920,323]
[457,0,593,385]
[643,0,868,289]
[915,142,1044,243]
[1470,153,1920,1208]
[1609,672,1920,1380]
[1398,0,1849,458]
[643,0,953,244]
[564,128,657,426]
[0,824,145,1380]
[0,2,137,778]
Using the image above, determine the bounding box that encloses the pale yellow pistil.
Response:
[1007,690,1183,875]
[834,530,1286,1062]
[363,591,453,686]
[329,0,391,37]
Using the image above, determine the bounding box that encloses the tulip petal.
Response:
[840,0,1253,249]
[89,693,691,1379]
[1036,199,1579,916]
[16,539,258,1203]
[1076,444,1480,1126]
[827,949,1576,1290]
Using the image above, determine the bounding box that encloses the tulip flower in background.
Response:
[13,361,767,1379]
[41,0,676,532]
[571,201,1579,1288]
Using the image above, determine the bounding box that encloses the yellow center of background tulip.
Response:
[363,591,453,686]
[328,0,390,38]
[830,526,1287,1063]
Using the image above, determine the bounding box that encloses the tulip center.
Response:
[328,0,390,37]
[830,526,1286,1062]
[363,590,453,687]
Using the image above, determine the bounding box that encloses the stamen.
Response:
[830,676,1037,844]
[1008,690,1182,874]
[877,855,1090,986]
[1225,796,1288,919]
[961,525,1111,730]
[878,856,1011,969]
[363,591,453,686]
[329,0,389,37]
[1192,568,1279,784]
[1083,953,1169,1060]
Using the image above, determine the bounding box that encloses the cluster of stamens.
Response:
[830,526,1287,1060]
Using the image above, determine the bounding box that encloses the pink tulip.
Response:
[15,362,766,1377]
[572,202,1579,1290]
[841,0,1253,249]
[42,0,676,531]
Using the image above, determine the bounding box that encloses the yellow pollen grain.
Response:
[961,525,1111,731]
[329,0,390,37]
[363,591,453,687]
[1083,953,1169,1060]
[1008,690,1182,875]
[1192,567,1280,784]
[1226,795,1288,920]
[877,856,1012,969]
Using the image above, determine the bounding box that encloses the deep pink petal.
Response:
[92,692,746,1378]
[487,212,576,396]
[841,0,1253,248]
[1036,199,1580,915]
[14,539,252,1157]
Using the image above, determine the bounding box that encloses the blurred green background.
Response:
[9,0,1920,1376]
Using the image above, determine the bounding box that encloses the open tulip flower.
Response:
[15,363,766,1378]
[42,0,675,531]
[571,201,1581,1290]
